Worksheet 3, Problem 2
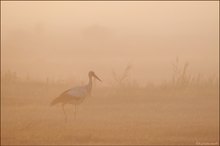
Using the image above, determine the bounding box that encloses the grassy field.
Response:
[1,78,219,145]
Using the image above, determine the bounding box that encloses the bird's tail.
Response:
[50,97,60,106]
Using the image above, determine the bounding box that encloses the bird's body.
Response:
[50,71,101,121]
[51,86,90,106]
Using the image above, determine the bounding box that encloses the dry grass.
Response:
[1,73,219,145]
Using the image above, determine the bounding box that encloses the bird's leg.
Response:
[74,105,77,120]
[62,104,67,122]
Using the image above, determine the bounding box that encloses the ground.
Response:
[1,81,219,145]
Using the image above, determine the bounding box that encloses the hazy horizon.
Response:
[1,1,219,84]
[1,2,219,145]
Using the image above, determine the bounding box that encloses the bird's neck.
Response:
[87,76,93,92]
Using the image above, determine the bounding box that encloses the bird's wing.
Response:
[65,86,88,97]
[60,88,72,96]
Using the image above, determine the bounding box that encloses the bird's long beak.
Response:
[93,74,102,82]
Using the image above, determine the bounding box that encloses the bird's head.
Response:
[88,71,102,82]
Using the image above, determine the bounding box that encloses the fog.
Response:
[1,2,219,145]
[1,1,219,84]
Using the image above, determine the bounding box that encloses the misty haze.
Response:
[1,1,219,145]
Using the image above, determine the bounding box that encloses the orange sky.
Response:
[1,1,219,84]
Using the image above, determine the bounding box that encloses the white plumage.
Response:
[68,86,89,98]
[51,71,102,121]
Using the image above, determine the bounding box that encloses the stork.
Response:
[50,71,102,122]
